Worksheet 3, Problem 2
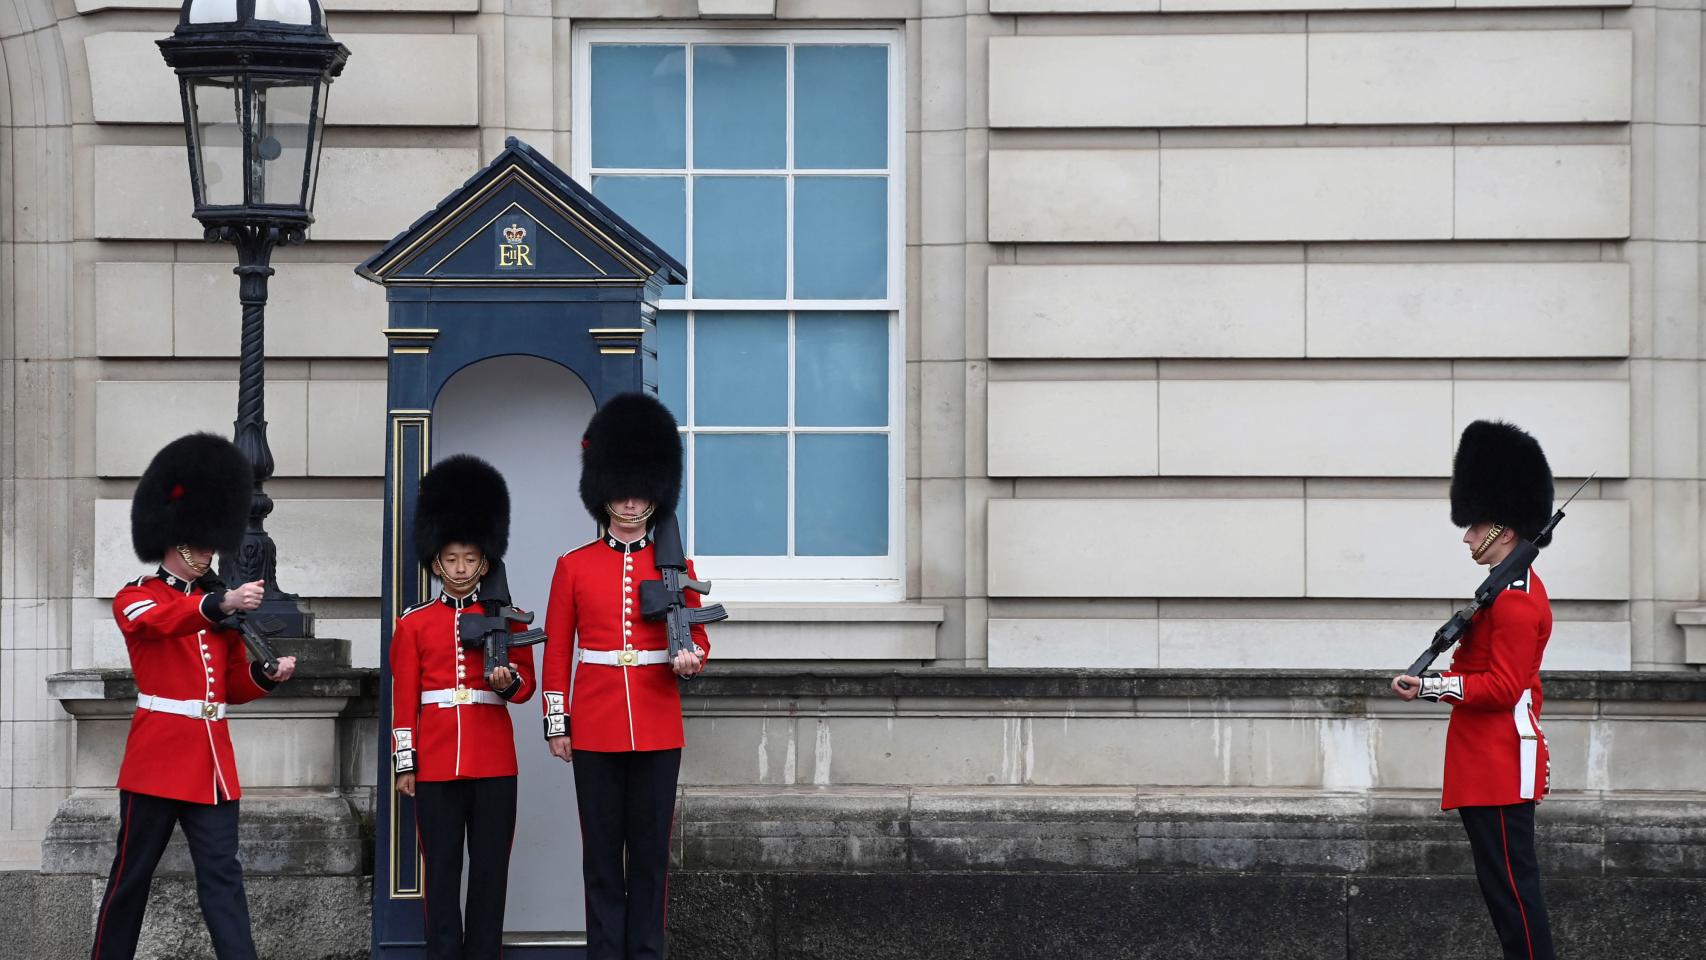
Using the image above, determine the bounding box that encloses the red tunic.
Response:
[111,571,277,804]
[390,593,538,781]
[1433,570,1553,810]
[541,535,710,753]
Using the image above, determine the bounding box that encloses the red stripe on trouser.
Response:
[91,793,134,960]
[1499,806,1537,960]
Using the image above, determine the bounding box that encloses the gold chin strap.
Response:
[607,503,656,526]
[176,544,211,576]
[434,557,487,590]
[1472,524,1507,560]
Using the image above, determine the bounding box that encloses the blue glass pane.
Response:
[796,434,888,556]
[657,311,687,423]
[794,177,887,300]
[796,312,888,427]
[592,175,685,300]
[694,311,786,426]
[693,45,785,170]
[693,177,785,299]
[795,45,888,170]
[696,434,786,556]
[591,45,685,169]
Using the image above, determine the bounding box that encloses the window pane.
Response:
[794,176,887,300]
[694,311,786,426]
[796,434,888,556]
[692,176,786,299]
[591,45,686,169]
[795,45,888,170]
[592,175,686,299]
[657,311,686,423]
[796,312,887,427]
[693,45,785,170]
[696,434,786,555]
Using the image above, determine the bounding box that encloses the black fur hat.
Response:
[130,433,253,563]
[414,454,510,570]
[1450,420,1555,548]
[579,392,683,528]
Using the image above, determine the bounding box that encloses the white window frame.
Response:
[573,26,906,602]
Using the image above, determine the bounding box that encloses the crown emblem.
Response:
[503,223,527,243]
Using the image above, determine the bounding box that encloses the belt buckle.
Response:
[453,686,472,704]
[618,647,638,666]
[201,701,219,719]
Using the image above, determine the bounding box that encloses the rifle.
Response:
[639,513,728,661]
[455,559,546,681]
[1399,475,1595,684]
[198,572,284,675]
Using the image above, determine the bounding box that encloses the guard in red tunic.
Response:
[391,454,538,960]
[542,393,710,960]
[1393,420,1558,960]
[92,433,297,960]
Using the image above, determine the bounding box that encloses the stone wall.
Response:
[5,0,1705,878]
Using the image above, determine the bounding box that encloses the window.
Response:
[574,28,904,600]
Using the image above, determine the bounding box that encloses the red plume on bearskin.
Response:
[414,454,511,570]
[1450,419,1556,548]
[130,433,253,563]
[579,392,683,528]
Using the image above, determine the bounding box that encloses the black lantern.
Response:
[160,0,350,636]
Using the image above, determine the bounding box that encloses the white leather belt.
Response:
[138,693,226,720]
[1515,689,1539,801]
[421,687,504,708]
[579,647,670,667]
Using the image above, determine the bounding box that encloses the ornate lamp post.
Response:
[159,0,349,635]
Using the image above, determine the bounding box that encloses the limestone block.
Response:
[988,150,1159,243]
[1160,147,1453,242]
[1455,145,1630,240]
[95,380,309,478]
[307,380,387,476]
[93,263,173,357]
[95,146,480,241]
[698,0,777,13]
[802,717,1011,786]
[1305,262,1629,358]
[988,380,1158,477]
[1602,719,1706,792]
[93,146,194,241]
[172,261,388,358]
[1308,30,1631,125]
[1158,380,1452,477]
[1156,618,1631,670]
[988,35,1305,128]
[77,0,477,10]
[83,32,179,125]
[987,499,1305,597]
[988,264,1305,359]
[1453,380,1629,478]
[94,498,382,598]
[986,618,1160,668]
[1305,498,1630,600]
[710,603,942,659]
[317,618,380,668]
[990,0,1158,9]
[313,148,483,241]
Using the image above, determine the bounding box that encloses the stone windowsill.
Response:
[1676,607,1706,665]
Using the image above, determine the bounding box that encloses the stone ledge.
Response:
[42,790,366,876]
[672,786,1706,879]
[668,871,1703,960]
[46,667,378,707]
[687,667,1706,703]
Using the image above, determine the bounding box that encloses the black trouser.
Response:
[91,790,256,960]
[573,749,682,960]
[415,776,519,960]
[1459,802,1556,960]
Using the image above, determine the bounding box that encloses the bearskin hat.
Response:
[1450,419,1555,548]
[130,433,253,563]
[579,392,683,528]
[414,454,511,570]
